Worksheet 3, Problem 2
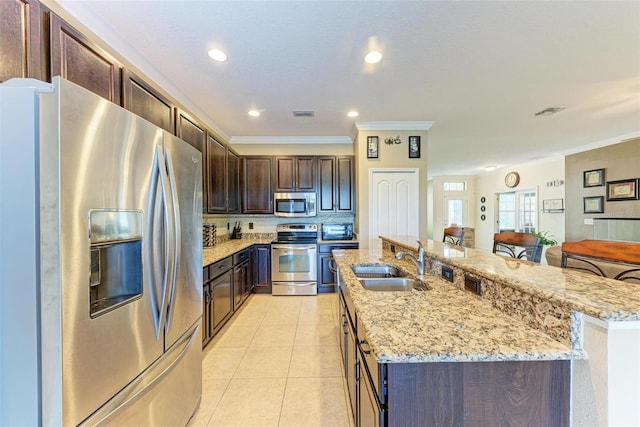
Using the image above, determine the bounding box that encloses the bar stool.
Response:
[492,231,542,263]
[443,227,465,246]
[561,240,640,283]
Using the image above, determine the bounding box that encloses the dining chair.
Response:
[492,231,543,263]
[443,226,465,246]
[561,240,640,283]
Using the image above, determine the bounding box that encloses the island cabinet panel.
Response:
[275,156,316,192]
[50,14,121,104]
[122,69,174,133]
[385,360,570,427]
[0,0,43,82]
[242,156,274,213]
[176,110,207,212]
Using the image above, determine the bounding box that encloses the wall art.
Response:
[606,178,639,201]
[583,196,604,214]
[583,168,605,187]
[367,136,379,159]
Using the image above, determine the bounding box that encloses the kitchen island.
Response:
[333,236,640,426]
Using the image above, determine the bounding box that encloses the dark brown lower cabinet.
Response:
[253,244,271,294]
[233,248,252,310]
[202,256,233,347]
[318,242,359,293]
[339,286,570,427]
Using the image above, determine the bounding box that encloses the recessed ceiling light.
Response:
[347,111,359,118]
[364,50,382,64]
[207,49,228,62]
[485,165,497,172]
[248,110,260,117]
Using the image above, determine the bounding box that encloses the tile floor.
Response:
[188,293,353,426]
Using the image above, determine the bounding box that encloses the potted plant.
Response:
[531,231,558,246]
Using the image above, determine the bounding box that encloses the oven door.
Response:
[271,244,317,282]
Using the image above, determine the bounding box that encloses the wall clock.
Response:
[505,171,520,188]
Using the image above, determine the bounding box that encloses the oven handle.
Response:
[271,244,317,251]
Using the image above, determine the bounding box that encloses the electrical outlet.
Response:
[584,218,594,225]
[249,222,254,230]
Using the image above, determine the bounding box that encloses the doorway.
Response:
[368,169,419,241]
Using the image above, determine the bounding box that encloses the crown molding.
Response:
[229,136,353,145]
[559,131,640,156]
[354,121,435,131]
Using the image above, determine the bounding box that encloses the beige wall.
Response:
[354,130,429,248]
[230,143,353,156]
[565,138,640,241]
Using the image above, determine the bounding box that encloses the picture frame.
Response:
[367,136,379,159]
[583,196,604,214]
[606,178,639,201]
[543,198,564,213]
[583,168,605,187]
[408,136,421,159]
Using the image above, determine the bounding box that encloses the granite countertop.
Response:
[332,245,582,364]
[382,236,640,322]
[202,238,273,267]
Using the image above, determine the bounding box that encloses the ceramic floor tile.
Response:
[202,347,246,379]
[294,323,338,346]
[234,346,293,378]
[279,377,351,427]
[261,307,301,325]
[209,378,286,426]
[288,346,343,378]
[298,308,335,325]
[187,378,229,427]
[211,324,258,348]
[301,295,336,312]
[227,307,267,327]
[250,324,297,347]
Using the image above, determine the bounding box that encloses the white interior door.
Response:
[443,195,469,227]
[369,169,419,240]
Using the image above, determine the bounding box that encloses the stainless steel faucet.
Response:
[395,240,426,275]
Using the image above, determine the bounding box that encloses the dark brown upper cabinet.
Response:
[207,134,226,213]
[49,13,121,104]
[122,69,175,133]
[274,156,316,192]
[0,0,43,83]
[318,156,355,213]
[176,110,207,212]
[242,157,273,214]
[227,149,241,213]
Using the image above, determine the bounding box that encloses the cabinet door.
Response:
[275,156,316,192]
[243,157,273,213]
[211,271,233,331]
[122,69,175,133]
[318,253,336,290]
[346,319,358,424]
[227,149,241,213]
[336,156,355,212]
[253,244,272,294]
[50,14,121,104]
[318,157,336,212]
[0,0,43,82]
[202,283,211,346]
[176,111,207,212]
[295,156,316,191]
[275,156,295,192]
[207,135,226,212]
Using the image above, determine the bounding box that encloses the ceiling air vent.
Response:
[534,107,566,117]
[292,110,315,118]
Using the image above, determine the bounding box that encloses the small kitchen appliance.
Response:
[321,223,354,241]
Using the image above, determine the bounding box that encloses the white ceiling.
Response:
[52,1,640,177]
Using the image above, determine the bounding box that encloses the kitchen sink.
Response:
[351,264,408,278]
[358,278,427,292]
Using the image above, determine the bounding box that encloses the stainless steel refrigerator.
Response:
[0,77,202,426]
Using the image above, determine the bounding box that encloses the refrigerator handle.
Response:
[163,148,181,331]
[147,147,165,339]
[156,146,174,338]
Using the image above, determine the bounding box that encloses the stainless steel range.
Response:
[271,224,318,295]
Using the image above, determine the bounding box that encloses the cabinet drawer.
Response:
[318,242,359,253]
[209,257,233,278]
[233,248,251,265]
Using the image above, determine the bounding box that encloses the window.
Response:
[443,181,466,191]
[497,190,537,233]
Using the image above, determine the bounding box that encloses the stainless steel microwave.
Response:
[273,192,317,217]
